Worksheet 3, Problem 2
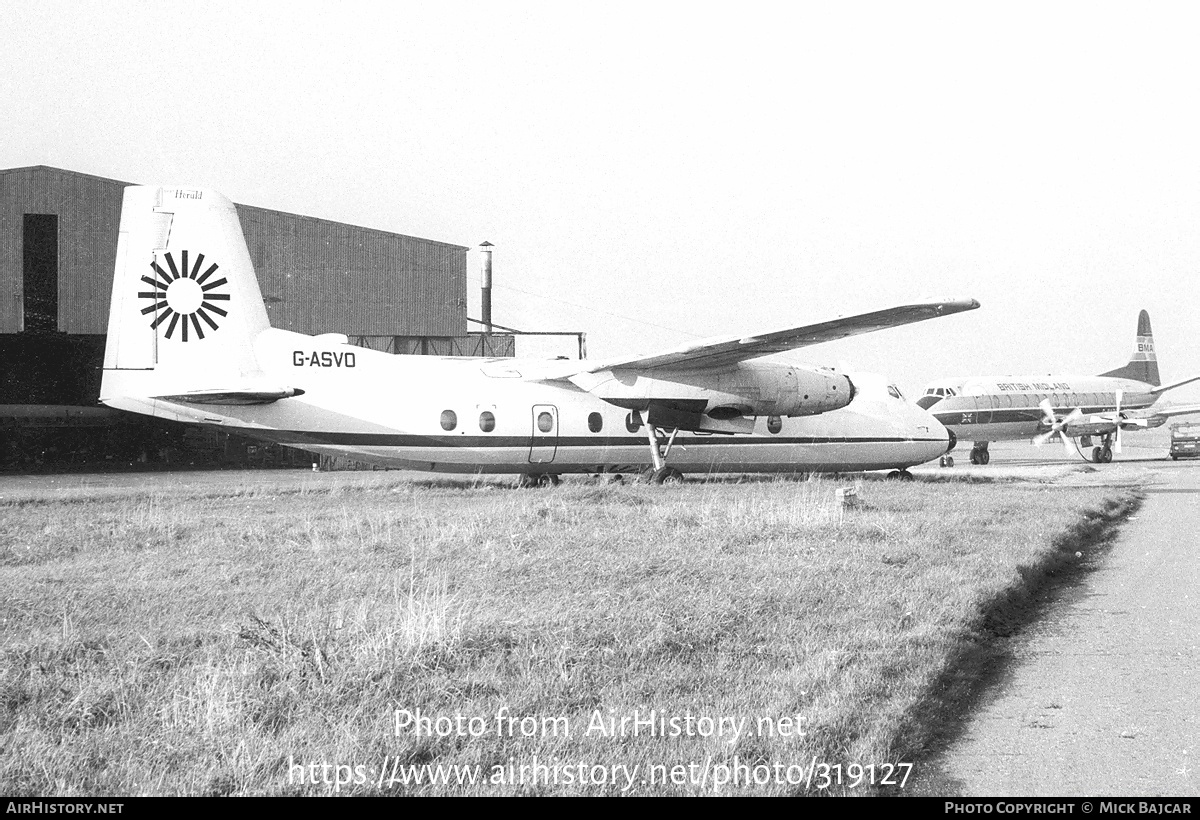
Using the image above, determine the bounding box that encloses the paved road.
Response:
[917,445,1199,796]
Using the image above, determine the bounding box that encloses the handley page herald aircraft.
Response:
[100,186,978,483]
[918,310,1200,465]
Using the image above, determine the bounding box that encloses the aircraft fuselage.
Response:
[103,328,951,475]
[919,375,1157,444]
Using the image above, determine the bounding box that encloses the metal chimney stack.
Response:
[479,241,493,334]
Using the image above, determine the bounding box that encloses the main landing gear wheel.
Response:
[886,469,915,481]
[519,473,561,488]
[651,466,685,485]
[1092,446,1113,464]
[969,444,990,465]
[939,456,954,468]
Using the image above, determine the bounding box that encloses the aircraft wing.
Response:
[1151,375,1200,394]
[526,298,980,380]
[1121,404,1200,428]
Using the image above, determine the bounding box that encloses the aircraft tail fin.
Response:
[101,186,273,413]
[1098,309,1159,386]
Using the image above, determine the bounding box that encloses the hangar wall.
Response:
[239,203,466,337]
[0,167,124,333]
[0,165,469,337]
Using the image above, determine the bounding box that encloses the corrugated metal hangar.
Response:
[0,165,514,470]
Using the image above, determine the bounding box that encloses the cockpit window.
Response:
[888,385,903,400]
[924,386,957,397]
[918,385,957,409]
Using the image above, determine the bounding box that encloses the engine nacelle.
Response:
[572,361,855,420]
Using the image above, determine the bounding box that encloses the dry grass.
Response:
[0,472,1137,795]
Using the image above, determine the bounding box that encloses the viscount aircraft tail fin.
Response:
[1098,309,1159,386]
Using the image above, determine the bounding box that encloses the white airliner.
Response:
[100,186,977,483]
[918,310,1200,465]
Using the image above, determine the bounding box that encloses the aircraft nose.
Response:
[915,403,954,453]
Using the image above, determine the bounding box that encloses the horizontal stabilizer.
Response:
[154,387,306,406]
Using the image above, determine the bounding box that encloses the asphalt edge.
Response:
[896,490,1144,796]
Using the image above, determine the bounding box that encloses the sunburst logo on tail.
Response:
[137,250,230,341]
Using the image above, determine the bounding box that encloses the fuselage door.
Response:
[529,405,559,464]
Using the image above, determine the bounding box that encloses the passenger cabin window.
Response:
[537,412,554,433]
[440,410,457,431]
[588,412,603,433]
[479,411,495,432]
[625,412,642,433]
[767,415,782,434]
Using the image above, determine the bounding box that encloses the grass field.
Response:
[0,472,1138,795]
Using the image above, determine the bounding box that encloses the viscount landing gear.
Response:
[519,473,561,488]
[886,469,915,481]
[969,442,990,465]
[1087,432,1115,464]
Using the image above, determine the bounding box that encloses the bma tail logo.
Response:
[138,250,230,341]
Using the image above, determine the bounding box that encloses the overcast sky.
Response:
[4,2,1199,400]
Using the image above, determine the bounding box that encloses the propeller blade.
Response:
[1033,405,1085,455]
[1060,429,1075,457]
[1038,398,1056,426]
[1056,408,1083,456]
